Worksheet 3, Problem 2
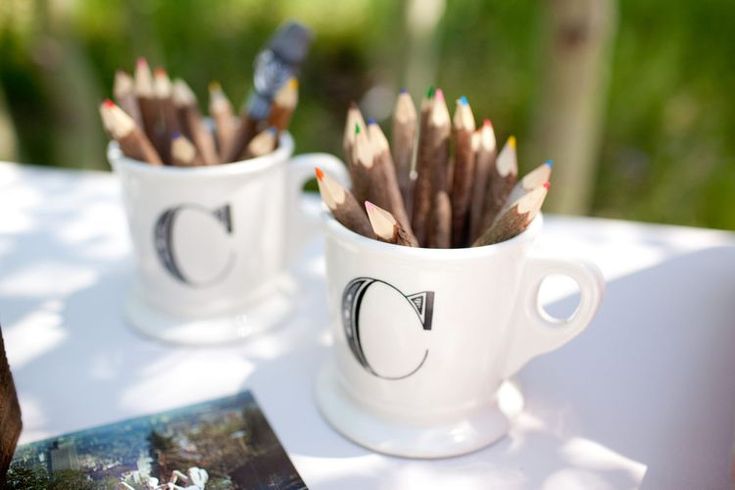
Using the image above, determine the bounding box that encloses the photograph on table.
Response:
[7,391,305,490]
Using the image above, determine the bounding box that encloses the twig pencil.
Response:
[480,135,518,234]
[315,167,375,239]
[450,96,476,247]
[343,102,366,167]
[134,58,161,154]
[506,160,553,205]
[473,183,549,246]
[428,190,452,248]
[411,86,438,246]
[367,120,415,241]
[100,99,162,165]
[267,77,298,132]
[153,68,180,162]
[172,79,218,165]
[113,70,144,129]
[208,82,237,162]
[0,328,21,487]
[350,123,380,206]
[391,89,417,216]
[468,120,497,242]
[245,127,278,158]
[226,111,258,163]
[365,201,418,247]
[170,132,204,167]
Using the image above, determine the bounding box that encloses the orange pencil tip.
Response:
[154,67,167,76]
[315,167,324,180]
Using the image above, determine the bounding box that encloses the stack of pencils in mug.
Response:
[98,58,299,166]
[316,87,552,248]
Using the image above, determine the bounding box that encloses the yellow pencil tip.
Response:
[508,135,516,149]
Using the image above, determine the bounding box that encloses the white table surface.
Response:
[1,161,734,490]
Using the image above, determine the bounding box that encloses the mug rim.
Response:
[321,209,543,258]
[107,131,294,178]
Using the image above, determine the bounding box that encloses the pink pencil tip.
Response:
[365,201,376,211]
[543,181,551,190]
[434,88,444,102]
[137,57,148,67]
[483,119,492,127]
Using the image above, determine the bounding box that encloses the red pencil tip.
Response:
[315,167,324,180]
[103,99,115,109]
[543,181,551,190]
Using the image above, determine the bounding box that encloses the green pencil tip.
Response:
[354,123,361,135]
[426,85,435,99]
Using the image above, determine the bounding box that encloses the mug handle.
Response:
[285,153,350,262]
[502,256,605,379]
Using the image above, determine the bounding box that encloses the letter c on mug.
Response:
[153,203,235,287]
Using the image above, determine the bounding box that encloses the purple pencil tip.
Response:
[171,131,181,139]
[367,118,377,125]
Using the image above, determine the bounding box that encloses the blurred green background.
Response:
[0,0,734,229]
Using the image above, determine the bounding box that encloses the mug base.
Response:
[315,362,522,459]
[123,276,298,346]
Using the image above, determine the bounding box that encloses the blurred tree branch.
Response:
[532,0,617,214]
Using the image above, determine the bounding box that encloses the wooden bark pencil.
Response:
[411,86,438,246]
[315,167,375,239]
[474,182,549,246]
[170,132,204,167]
[428,190,452,248]
[100,99,162,165]
[113,70,143,129]
[350,123,380,206]
[391,89,417,216]
[208,81,237,162]
[244,127,278,158]
[226,109,259,163]
[480,135,518,235]
[134,57,161,154]
[365,201,418,247]
[506,160,553,205]
[343,101,366,167]
[468,119,497,242]
[153,68,180,162]
[267,77,298,132]
[450,96,476,247]
[367,120,416,241]
[0,328,21,488]
[172,79,219,165]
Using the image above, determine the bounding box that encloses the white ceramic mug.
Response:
[315,213,605,458]
[109,132,347,345]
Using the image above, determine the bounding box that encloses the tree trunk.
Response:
[531,0,617,214]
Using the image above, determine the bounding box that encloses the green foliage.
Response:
[0,0,734,228]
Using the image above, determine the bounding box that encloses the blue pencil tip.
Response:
[459,96,468,105]
[545,159,554,168]
[267,127,277,134]
[171,131,181,139]
[367,118,377,125]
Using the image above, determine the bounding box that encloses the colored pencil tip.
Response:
[458,96,468,106]
[103,99,115,109]
[365,201,376,212]
[426,85,435,98]
[543,181,551,190]
[483,118,492,128]
[266,127,278,135]
[545,159,554,168]
[209,81,221,91]
[508,135,517,149]
[367,118,377,126]
[349,101,359,109]
[171,131,181,139]
[434,88,445,102]
[354,123,361,135]
[399,87,408,94]
[315,167,324,180]
[136,57,148,67]
[154,67,167,77]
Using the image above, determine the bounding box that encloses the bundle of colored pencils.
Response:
[317,87,552,248]
[99,59,299,167]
